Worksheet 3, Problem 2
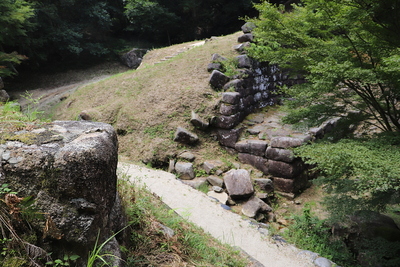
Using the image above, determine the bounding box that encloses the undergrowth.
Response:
[117,171,249,267]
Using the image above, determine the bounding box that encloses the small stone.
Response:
[212,186,223,193]
[155,222,175,238]
[207,191,229,204]
[207,176,224,187]
[168,159,175,173]
[314,257,333,267]
[175,162,195,180]
[178,151,195,162]
[173,127,199,145]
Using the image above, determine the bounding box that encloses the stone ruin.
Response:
[0,121,127,267]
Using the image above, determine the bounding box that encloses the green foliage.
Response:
[282,204,357,266]
[46,255,80,267]
[295,136,400,222]
[117,176,249,266]
[21,91,44,121]
[247,0,400,132]
[0,0,33,78]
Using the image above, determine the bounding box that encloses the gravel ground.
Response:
[118,162,316,267]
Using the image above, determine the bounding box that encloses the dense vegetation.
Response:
[247,1,400,265]
[0,0,274,79]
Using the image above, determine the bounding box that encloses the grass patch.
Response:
[117,172,249,267]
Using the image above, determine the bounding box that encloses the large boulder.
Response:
[120,48,147,69]
[237,153,269,175]
[0,121,126,266]
[223,169,254,200]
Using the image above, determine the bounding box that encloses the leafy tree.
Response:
[295,136,400,222]
[0,0,34,77]
[24,0,126,63]
[247,0,400,132]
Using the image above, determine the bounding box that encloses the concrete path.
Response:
[118,162,315,267]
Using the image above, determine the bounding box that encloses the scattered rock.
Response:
[120,48,147,69]
[190,111,209,130]
[223,169,254,200]
[241,196,272,218]
[207,62,223,72]
[175,161,195,180]
[211,53,228,62]
[254,178,274,193]
[314,257,332,267]
[168,159,175,173]
[273,175,309,194]
[155,222,175,238]
[203,160,224,174]
[173,127,199,145]
[178,151,195,162]
[207,191,229,204]
[181,177,207,188]
[241,22,256,33]
[212,186,224,193]
[238,33,254,43]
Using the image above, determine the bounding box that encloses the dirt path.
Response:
[118,162,315,267]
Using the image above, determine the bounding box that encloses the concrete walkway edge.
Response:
[118,162,315,267]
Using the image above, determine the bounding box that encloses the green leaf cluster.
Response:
[295,136,400,221]
[247,0,400,132]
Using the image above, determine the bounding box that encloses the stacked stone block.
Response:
[235,136,310,195]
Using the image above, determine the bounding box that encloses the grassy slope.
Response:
[53,32,242,165]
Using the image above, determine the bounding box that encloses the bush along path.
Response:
[118,162,331,267]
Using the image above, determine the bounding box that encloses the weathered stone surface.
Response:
[314,257,333,267]
[238,153,269,174]
[207,62,223,72]
[190,111,209,130]
[223,169,254,200]
[173,127,199,145]
[0,121,125,265]
[223,79,245,92]
[178,151,195,162]
[236,55,252,69]
[212,186,224,193]
[265,147,295,163]
[221,92,241,104]
[214,113,241,129]
[242,196,272,218]
[241,22,256,33]
[207,175,224,187]
[0,89,10,102]
[273,175,309,193]
[217,128,242,148]
[120,48,147,69]
[270,136,307,148]
[238,33,254,43]
[235,139,268,157]
[168,159,175,173]
[220,103,239,116]
[175,161,195,180]
[233,42,251,53]
[211,53,228,62]
[203,160,224,174]
[209,70,230,90]
[268,160,304,179]
[207,191,229,204]
[254,178,274,193]
[181,177,207,188]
